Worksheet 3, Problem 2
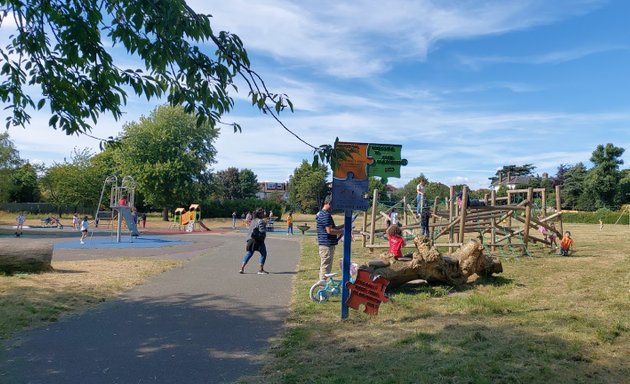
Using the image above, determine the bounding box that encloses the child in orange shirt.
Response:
[560,231,573,256]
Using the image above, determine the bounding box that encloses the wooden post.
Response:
[523,187,533,246]
[555,185,563,235]
[491,189,497,252]
[507,190,512,228]
[458,186,469,246]
[369,188,378,252]
[542,189,547,217]
[362,211,367,248]
[449,186,455,253]
[403,196,408,226]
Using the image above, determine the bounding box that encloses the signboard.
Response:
[331,140,406,319]
[331,141,407,211]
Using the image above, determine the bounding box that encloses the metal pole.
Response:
[341,209,353,320]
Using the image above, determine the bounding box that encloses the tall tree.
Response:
[238,169,259,199]
[0,1,344,168]
[214,167,241,201]
[9,162,40,202]
[0,131,22,201]
[39,148,103,213]
[368,177,388,202]
[288,160,328,213]
[585,143,625,209]
[113,105,218,219]
[560,163,588,210]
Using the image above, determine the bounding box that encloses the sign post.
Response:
[332,141,406,319]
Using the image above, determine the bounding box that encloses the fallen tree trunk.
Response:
[360,236,502,288]
[0,239,53,273]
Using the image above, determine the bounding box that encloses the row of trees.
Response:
[2,117,628,216]
[0,106,264,217]
[383,143,629,212]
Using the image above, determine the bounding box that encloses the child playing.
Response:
[420,208,431,237]
[560,231,573,256]
[387,225,412,260]
[72,212,79,230]
[80,216,90,244]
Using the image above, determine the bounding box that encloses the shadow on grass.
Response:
[391,275,514,296]
[266,320,629,384]
[50,269,88,274]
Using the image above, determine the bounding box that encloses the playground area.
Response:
[359,185,568,259]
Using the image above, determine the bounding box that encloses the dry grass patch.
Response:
[0,258,181,340]
[242,223,630,384]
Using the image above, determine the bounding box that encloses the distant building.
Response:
[257,182,288,200]
[490,172,550,191]
[385,184,398,200]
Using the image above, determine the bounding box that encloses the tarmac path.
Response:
[0,232,301,384]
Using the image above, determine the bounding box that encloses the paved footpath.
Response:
[0,233,300,384]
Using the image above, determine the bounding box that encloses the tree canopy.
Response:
[0,0,290,133]
[288,160,328,213]
[213,167,258,200]
[111,104,218,212]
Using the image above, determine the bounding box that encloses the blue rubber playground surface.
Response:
[54,235,192,249]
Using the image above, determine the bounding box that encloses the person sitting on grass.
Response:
[560,231,573,256]
[386,224,412,261]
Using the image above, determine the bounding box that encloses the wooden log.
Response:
[0,239,53,273]
[360,236,502,288]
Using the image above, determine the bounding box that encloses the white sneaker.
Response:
[80,241,85,244]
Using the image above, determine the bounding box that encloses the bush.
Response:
[201,198,283,219]
[562,210,626,224]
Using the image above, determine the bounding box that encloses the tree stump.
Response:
[0,239,54,273]
[360,236,503,288]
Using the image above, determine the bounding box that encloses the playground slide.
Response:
[197,220,211,231]
[119,207,140,236]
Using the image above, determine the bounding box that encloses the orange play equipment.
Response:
[172,204,211,231]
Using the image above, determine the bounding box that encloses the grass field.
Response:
[242,223,630,384]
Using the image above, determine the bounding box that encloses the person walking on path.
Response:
[316,195,344,281]
[79,216,90,244]
[416,180,425,216]
[15,212,25,237]
[232,211,237,229]
[239,208,269,274]
[286,211,294,235]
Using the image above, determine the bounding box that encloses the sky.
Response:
[3,0,630,189]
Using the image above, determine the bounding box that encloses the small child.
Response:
[560,231,573,256]
[387,225,412,260]
[72,213,79,230]
[420,208,431,237]
[80,216,89,244]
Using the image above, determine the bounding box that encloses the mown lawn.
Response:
[242,223,630,383]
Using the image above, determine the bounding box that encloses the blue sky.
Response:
[3,0,630,189]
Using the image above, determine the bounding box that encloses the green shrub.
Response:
[562,210,626,224]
